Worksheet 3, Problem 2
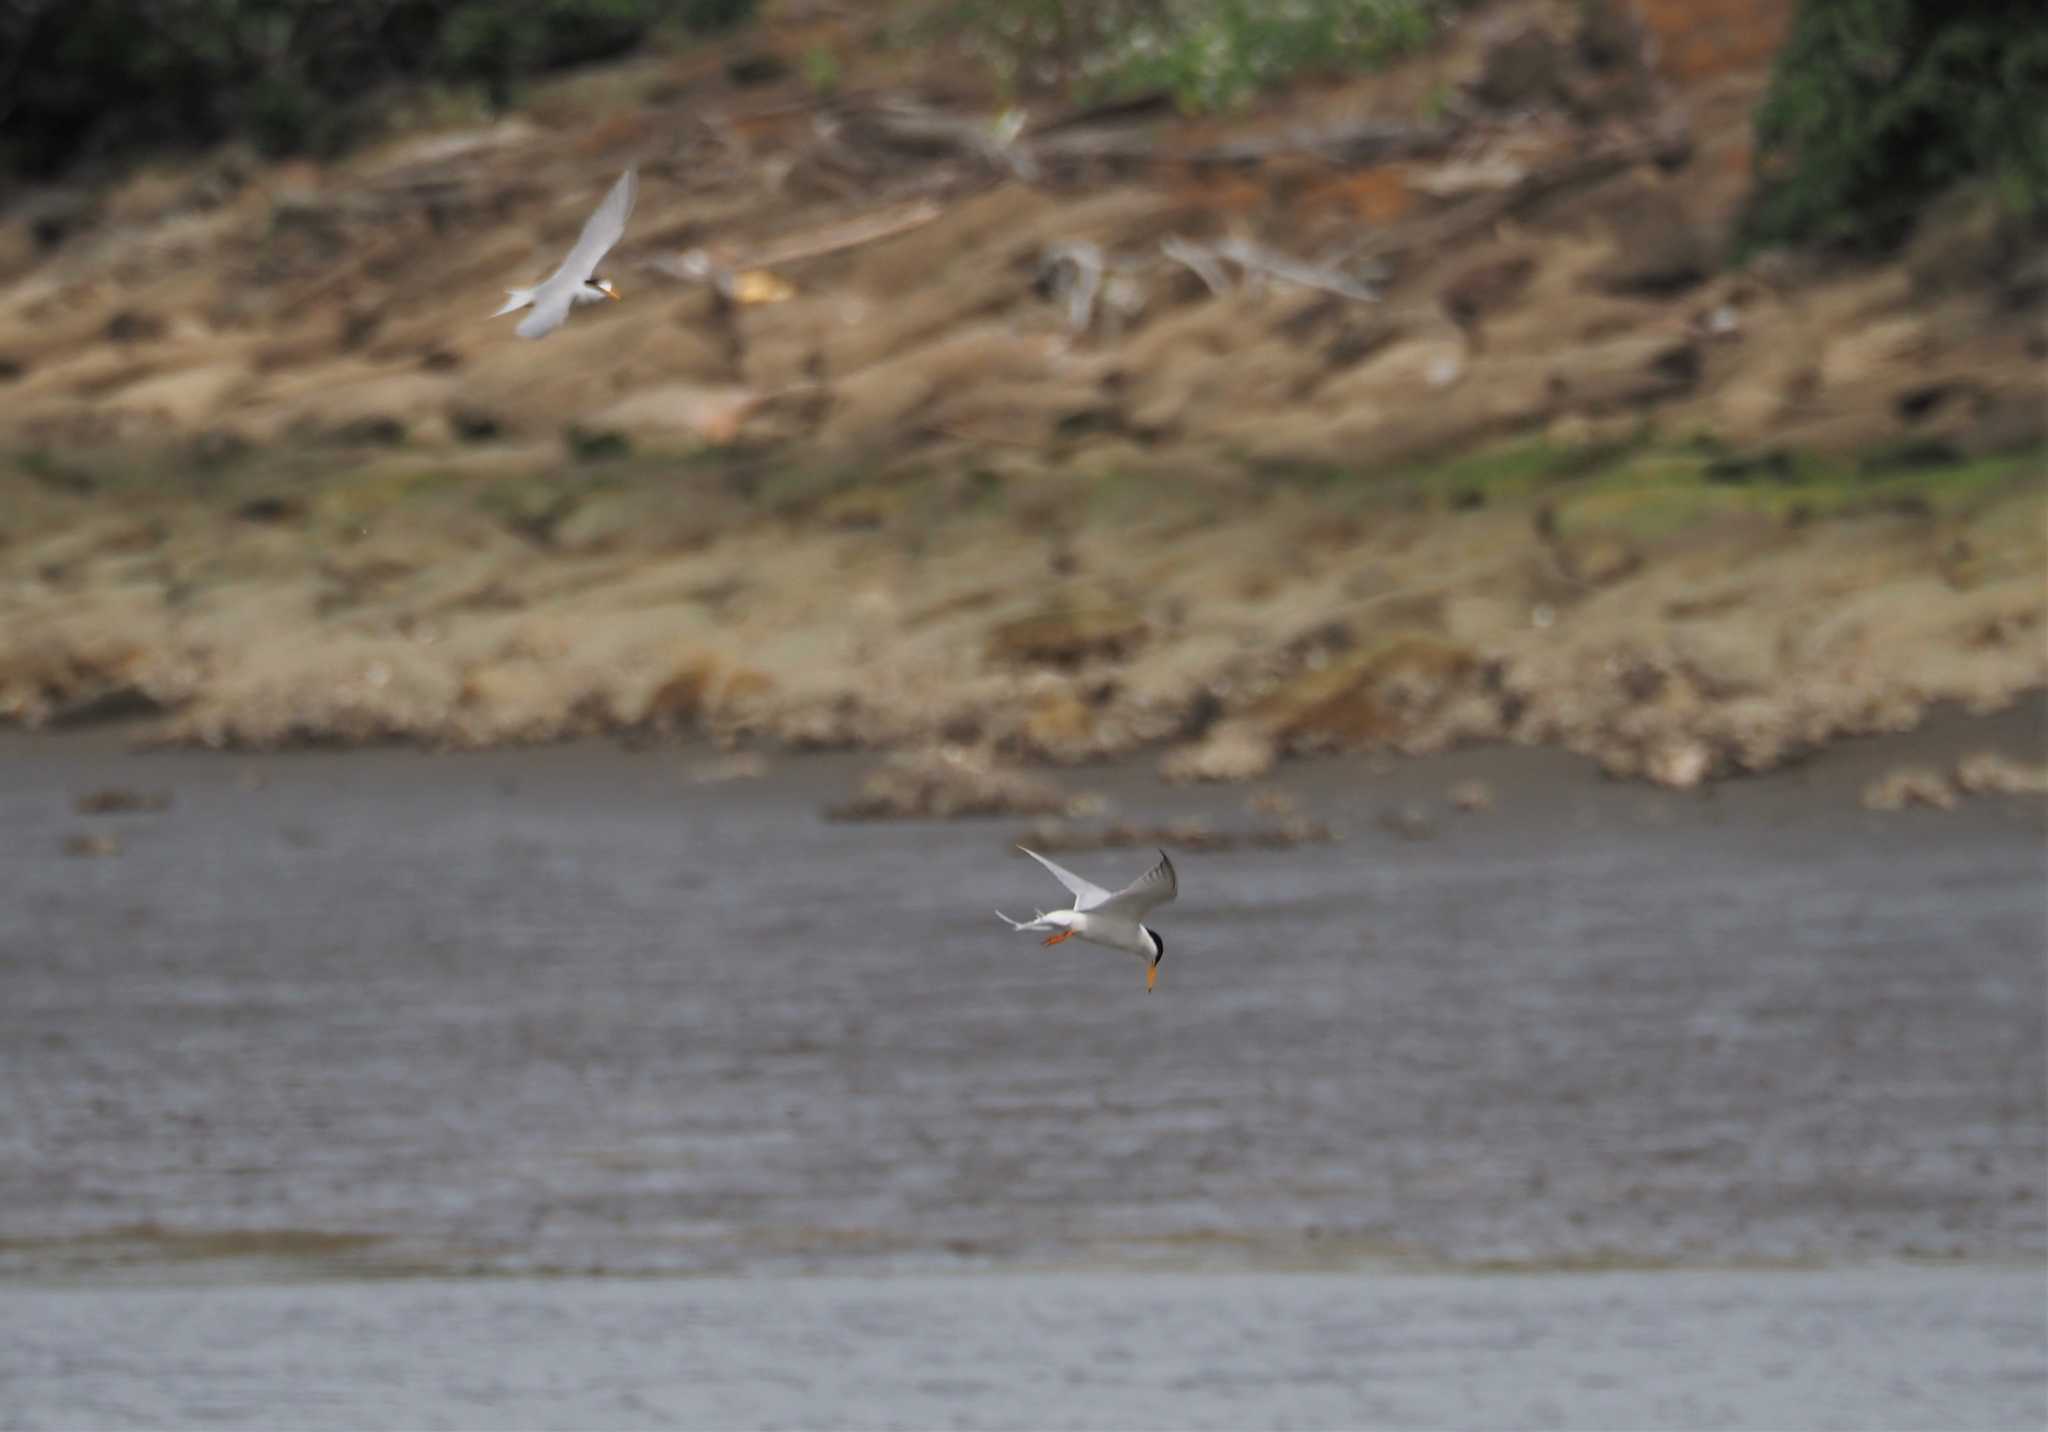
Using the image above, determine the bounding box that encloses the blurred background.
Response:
[0,1,2043,1427]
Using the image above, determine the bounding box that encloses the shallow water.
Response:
[2,715,2042,1280]
[3,718,2046,1427]
[4,1268,2044,1431]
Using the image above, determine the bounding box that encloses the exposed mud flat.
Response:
[3,440,2042,788]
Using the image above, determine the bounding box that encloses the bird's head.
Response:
[594,277,621,301]
[1146,929,1165,992]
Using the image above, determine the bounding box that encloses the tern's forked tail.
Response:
[490,287,535,319]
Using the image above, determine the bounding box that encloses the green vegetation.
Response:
[801,41,844,96]
[6,434,2038,571]
[1740,0,2048,252]
[934,0,1449,112]
[1,0,756,177]
[1541,447,2035,541]
[1245,431,2044,534]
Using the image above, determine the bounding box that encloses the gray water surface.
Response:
[2,723,2042,1279]
[4,1268,2043,1431]
[2,723,2046,1429]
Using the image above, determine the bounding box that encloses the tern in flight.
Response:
[492,167,636,338]
[996,847,1177,991]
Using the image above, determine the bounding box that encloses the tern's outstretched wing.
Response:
[1017,846,1113,910]
[1089,850,1177,919]
[514,287,576,339]
[543,168,637,288]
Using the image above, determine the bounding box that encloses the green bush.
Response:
[939,0,1449,112]
[1740,0,2048,252]
[1,0,756,178]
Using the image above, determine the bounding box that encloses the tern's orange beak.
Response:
[1146,962,1159,993]
[604,285,622,301]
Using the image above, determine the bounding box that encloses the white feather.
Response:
[489,286,534,319]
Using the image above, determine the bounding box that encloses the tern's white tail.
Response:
[490,287,535,319]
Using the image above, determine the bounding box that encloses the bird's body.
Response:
[996,847,1177,991]
[493,168,637,338]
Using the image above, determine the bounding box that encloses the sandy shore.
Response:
[3,444,2043,792]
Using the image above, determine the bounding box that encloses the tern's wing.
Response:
[1089,850,1178,919]
[514,287,575,339]
[1018,846,1113,911]
[542,167,637,288]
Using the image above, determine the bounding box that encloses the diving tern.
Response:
[492,168,636,338]
[996,846,1177,991]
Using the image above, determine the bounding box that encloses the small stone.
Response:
[1560,533,1641,587]
[73,787,171,815]
[828,747,1084,821]
[1011,818,1336,854]
[62,832,121,857]
[1244,787,1299,818]
[1378,802,1437,841]
[1954,751,2048,797]
[988,606,1149,669]
[447,405,505,442]
[1020,691,1097,762]
[688,753,769,784]
[1471,28,1568,110]
[1160,722,1277,783]
[1248,817,1338,849]
[1862,766,1958,812]
[1645,739,1712,790]
[1448,778,1494,812]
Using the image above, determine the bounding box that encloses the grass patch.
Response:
[1397,437,1636,506]
[1248,433,2043,532]
[1547,442,2045,537]
[1244,433,1645,507]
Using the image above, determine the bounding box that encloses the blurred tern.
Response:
[996,847,1177,991]
[492,168,636,338]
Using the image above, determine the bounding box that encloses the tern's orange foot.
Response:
[1041,931,1072,946]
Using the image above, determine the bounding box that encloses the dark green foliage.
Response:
[0,0,756,178]
[936,0,1449,112]
[1740,0,2048,253]
[1107,0,1439,111]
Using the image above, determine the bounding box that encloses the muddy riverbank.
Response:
[4,0,2041,786]
[4,435,2043,791]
